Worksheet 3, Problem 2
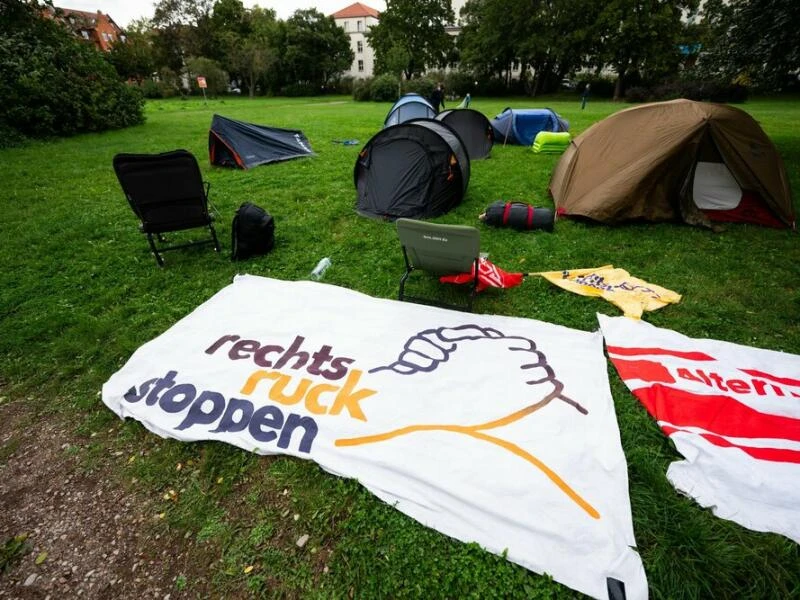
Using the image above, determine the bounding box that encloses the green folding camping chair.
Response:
[396,218,481,312]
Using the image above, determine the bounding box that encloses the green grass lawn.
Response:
[1,95,799,598]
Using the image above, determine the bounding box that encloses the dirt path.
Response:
[0,399,210,599]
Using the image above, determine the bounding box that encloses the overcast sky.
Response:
[55,1,387,27]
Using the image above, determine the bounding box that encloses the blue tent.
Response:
[384,93,437,127]
[490,108,569,146]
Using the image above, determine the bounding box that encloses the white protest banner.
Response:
[600,314,800,543]
[102,275,647,599]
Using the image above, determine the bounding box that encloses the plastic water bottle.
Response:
[310,257,332,280]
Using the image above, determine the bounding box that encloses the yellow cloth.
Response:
[537,265,681,319]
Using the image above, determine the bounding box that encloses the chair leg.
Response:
[466,257,479,312]
[147,233,165,267]
[209,224,221,253]
[399,268,411,301]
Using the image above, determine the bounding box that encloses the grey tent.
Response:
[384,94,437,127]
[209,114,314,169]
[436,109,494,159]
[355,120,470,220]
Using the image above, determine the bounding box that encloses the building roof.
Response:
[50,6,121,31]
[331,2,380,19]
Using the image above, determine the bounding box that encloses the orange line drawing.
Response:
[336,325,598,517]
[336,388,600,519]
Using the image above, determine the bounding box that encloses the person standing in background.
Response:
[429,83,445,113]
[581,83,591,110]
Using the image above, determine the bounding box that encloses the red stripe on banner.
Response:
[503,203,512,225]
[612,359,676,384]
[606,346,716,361]
[635,385,800,442]
[526,206,534,229]
[661,425,800,464]
[740,369,800,388]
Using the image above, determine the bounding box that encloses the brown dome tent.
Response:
[550,99,795,228]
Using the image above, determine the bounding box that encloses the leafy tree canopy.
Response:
[699,0,800,90]
[368,0,455,79]
[0,0,144,143]
[283,9,354,88]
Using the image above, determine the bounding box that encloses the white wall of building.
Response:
[333,12,379,79]
[332,1,468,79]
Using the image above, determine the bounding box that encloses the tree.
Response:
[517,0,603,95]
[384,44,411,96]
[593,0,697,100]
[185,56,228,95]
[699,0,800,90]
[368,0,455,79]
[151,0,212,72]
[458,0,520,82]
[108,30,155,82]
[0,0,144,142]
[224,7,280,97]
[458,0,600,95]
[202,0,249,71]
[282,9,353,89]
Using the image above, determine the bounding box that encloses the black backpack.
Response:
[231,202,275,261]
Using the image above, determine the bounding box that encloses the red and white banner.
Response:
[600,314,800,543]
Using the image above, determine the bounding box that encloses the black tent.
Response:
[355,120,470,220]
[435,109,494,160]
[209,114,314,169]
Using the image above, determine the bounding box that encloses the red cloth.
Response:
[702,190,787,228]
[440,258,524,292]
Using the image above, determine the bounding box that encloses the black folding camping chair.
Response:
[113,149,221,266]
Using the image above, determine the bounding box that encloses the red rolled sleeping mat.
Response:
[480,200,554,231]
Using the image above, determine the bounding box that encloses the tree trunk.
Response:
[613,65,626,102]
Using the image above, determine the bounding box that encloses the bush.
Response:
[475,77,510,97]
[576,76,616,98]
[624,86,651,103]
[141,73,180,99]
[185,57,228,96]
[403,76,435,99]
[370,74,400,102]
[0,4,144,142]
[353,77,372,101]
[329,76,354,95]
[626,79,750,104]
[444,71,477,97]
[282,82,318,97]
